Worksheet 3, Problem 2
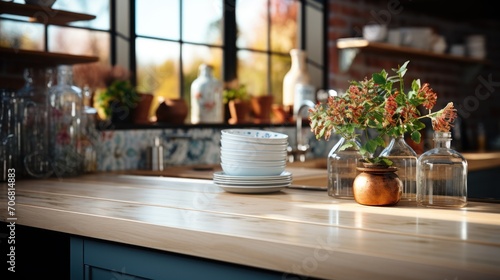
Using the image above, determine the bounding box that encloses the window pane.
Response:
[48,26,110,63]
[237,50,268,96]
[53,0,110,30]
[236,0,268,51]
[270,0,299,52]
[182,0,223,45]
[135,38,180,114]
[0,21,44,50]
[136,0,179,39]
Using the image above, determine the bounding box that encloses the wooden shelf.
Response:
[0,47,99,66]
[336,38,488,72]
[0,1,96,25]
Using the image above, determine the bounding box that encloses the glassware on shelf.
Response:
[18,67,54,178]
[327,136,363,199]
[416,132,467,208]
[190,64,223,124]
[1,89,18,181]
[48,65,84,177]
[379,135,417,201]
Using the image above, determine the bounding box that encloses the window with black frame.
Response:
[134,0,306,123]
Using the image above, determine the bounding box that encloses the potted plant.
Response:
[96,79,140,123]
[308,61,457,205]
[223,80,250,124]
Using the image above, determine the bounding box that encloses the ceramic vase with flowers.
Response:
[309,60,458,206]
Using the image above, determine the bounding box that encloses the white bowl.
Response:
[221,129,288,144]
[221,148,287,161]
[220,157,287,167]
[363,24,387,42]
[221,138,288,152]
[221,163,286,176]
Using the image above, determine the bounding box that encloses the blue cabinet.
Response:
[70,237,311,280]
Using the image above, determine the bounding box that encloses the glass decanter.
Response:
[48,65,84,177]
[327,136,363,199]
[416,132,467,208]
[379,135,417,201]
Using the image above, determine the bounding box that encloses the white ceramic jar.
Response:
[282,49,311,109]
[190,64,223,124]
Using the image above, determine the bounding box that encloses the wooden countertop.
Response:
[1,174,500,279]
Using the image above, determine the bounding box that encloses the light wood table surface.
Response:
[1,173,500,279]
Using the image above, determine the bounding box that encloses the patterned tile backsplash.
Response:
[96,126,337,171]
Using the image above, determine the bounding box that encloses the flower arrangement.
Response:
[308,61,457,165]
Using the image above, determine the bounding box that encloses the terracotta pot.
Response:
[353,166,402,206]
[250,95,273,123]
[228,99,251,124]
[155,98,188,124]
[132,93,153,124]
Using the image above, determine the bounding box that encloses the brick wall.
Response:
[327,0,500,151]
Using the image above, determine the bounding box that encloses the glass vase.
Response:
[327,136,363,199]
[48,65,84,177]
[379,135,417,201]
[416,132,467,208]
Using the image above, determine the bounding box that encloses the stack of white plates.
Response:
[216,129,290,193]
[213,171,292,193]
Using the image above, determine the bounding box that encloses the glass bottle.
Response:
[416,132,467,208]
[1,89,18,181]
[283,49,310,111]
[327,136,363,199]
[190,64,223,124]
[48,65,84,177]
[18,67,54,178]
[379,135,417,201]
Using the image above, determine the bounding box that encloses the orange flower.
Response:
[431,102,457,132]
[419,83,437,110]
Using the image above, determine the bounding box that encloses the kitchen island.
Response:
[1,173,500,279]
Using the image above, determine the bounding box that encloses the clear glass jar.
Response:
[190,64,223,124]
[379,135,417,201]
[416,132,467,208]
[18,67,54,178]
[327,136,363,199]
[48,65,84,177]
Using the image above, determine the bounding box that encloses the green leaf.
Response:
[339,142,354,151]
[411,130,421,143]
[373,73,386,85]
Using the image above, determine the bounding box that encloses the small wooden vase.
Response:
[353,166,402,206]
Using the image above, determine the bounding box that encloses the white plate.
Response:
[213,178,292,186]
[220,163,285,176]
[221,139,288,152]
[221,129,288,144]
[213,171,292,180]
[217,184,288,194]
